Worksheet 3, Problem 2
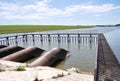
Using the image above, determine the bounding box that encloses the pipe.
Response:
[30,47,70,67]
[1,46,46,62]
[0,45,7,49]
[0,46,24,58]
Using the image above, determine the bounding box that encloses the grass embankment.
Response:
[0,25,93,34]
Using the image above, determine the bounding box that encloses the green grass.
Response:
[0,25,93,34]
[16,66,26,71]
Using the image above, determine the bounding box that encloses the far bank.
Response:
[0,25,93,34]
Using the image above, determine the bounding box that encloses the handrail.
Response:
[0,33,99,39]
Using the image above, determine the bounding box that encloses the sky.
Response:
[0,0,120,25]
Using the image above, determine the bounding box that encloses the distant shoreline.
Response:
[0,25,93,34]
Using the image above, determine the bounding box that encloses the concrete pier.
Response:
[95,34,120,81]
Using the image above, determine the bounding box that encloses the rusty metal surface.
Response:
[0,46,24,58]
[95,34,120,81]
[1,46,46,62]
[30,47,70,67]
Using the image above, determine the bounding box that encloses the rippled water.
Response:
[104,28,120,62]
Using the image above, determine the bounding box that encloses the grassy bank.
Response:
[0,25,93,34]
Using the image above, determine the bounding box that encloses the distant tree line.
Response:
[96,24,120,27]
[115,24,120,26]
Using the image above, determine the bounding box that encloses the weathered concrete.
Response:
[1,46,46,62]
[95,34,120,81]
[30,47,70,67]
[0,46,24,58]
[0,60,26,71]
[0,60,93,81]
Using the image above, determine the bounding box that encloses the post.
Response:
[58,34,60,42]
[32,34,35,42]
[23,35,24,42]
[78,34,80,43]
[6,37,9,46]
[89,34,92,43]
[48,34,50,42]
[15,36,18,45]
[67,34,70,42]
[25,35,27,42]
[40,34,43,42]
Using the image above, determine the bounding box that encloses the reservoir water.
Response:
[0,27,120,73]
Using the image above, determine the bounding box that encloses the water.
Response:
[42,37,97,73]
[13,34,97,73]
[97,27,120,62]
[104,28,120,62]
[0,27,120,73]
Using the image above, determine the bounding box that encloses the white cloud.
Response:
[64,4,120,14]
[95,14,102,17]
[0,0,120,20]
[0,2,19,12]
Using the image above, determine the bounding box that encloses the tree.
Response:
[115,24,120,26]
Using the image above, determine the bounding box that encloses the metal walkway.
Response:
[95,34,120,81]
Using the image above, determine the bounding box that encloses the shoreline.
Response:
[0,25,93,34]
[0,60,93,81]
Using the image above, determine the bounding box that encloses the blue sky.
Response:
[0,0,120,25]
